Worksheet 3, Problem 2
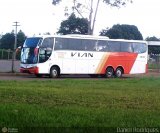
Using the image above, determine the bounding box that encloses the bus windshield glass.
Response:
[21,37,54,64]
[23,37,42,47]
[21,47,38,64]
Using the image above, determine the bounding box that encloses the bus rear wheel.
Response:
[115,67,123,78]
[106,67,114,78]
[50,66,60,78]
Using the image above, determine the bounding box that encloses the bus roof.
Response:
[27,34,147,44]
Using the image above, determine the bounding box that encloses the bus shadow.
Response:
[24,74,133,79]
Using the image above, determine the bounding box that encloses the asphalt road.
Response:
[0,72,160,81]
[0,74,97,81]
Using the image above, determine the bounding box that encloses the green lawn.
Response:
[0,78,160,132]
[148,63,160,70]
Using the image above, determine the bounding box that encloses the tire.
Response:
[50,66,60,78]
[106,67,114,78]
[115,67,123,78]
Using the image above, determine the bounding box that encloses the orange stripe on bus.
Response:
[95,53,138,74]
[95,53,109,74]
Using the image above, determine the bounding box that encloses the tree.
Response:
[17,30,26,48]
[52,0,133,35]
[100,24,143,40]
[57,13,88,35]
[145,36,160,54]
[0,30,26,50]
[145,36,160,41]
[0,32,15,50]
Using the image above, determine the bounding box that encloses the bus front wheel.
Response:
[50,66,60,78]
[106,67,114,78]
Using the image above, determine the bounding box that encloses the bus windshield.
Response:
[21,47,38,64]
[23,37,42,47]
[21,37,54,64]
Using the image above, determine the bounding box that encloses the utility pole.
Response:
[12,22,20,73]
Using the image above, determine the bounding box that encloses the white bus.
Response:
[20,35,148,78]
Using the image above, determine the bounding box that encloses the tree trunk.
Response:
[88,0,93,35]
[91,0,100,35]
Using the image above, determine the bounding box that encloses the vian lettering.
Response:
[71,52,93,58]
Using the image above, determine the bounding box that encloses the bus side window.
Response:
[108,41,121,52]
[132,43,147,54]
[121,42,133,52]
[41,37,54,49]
[68,39,83,50]
[82,40,97,51]
[97,40,109,52]
[54,38,68,50]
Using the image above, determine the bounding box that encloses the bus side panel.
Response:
[62,58,76,74]
[94,53,110,74]
[37,52,63,74]
[95,52,138,74]
[75,59,89,74]
[60,51,104,74]
[130,53,148,74]
[88,52,107,74]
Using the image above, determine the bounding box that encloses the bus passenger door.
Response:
[61,51,76,74]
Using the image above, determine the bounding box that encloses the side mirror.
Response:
[16,46,22,53]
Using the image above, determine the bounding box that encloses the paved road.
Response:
[0,72,160,81]
[0,73,93,80]
[0,60,20,72]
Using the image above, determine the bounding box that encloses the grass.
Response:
[0,78,160,132]
[148,63,160,69]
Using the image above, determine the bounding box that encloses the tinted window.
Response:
[40,37,54,49]
[55,38,97,51]
[54,38,68,50]
[21,47,38,64]
[39,48,52,63]
[121,42,133,52]
[24,37,42,47]
[97,40,109,52]
[132,43,147,53]
[82,39,97,51]
[108,41,121,52]
[68,39,84,50]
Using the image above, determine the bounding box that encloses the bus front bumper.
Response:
[20,67,39,74]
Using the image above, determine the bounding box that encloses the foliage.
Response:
[17,30,26,47]
[0,32,15,50]
[100,24,143,40]
[148,46,160,54]
[146,36,160,54]
[0,49,12,60]
[52,0,133,35]
[145,36,160,41]
[0,30,26,50]
[52,0,61,5]
[103,0,133,7]
[0,78,160,130]
[57,13,88,35]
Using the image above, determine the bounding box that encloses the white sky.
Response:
[0,0,160,39]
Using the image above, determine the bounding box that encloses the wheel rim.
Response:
[52,69,57,77]
[106,68,113,77]
[116,70,121,77]
[116,68,122,77]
